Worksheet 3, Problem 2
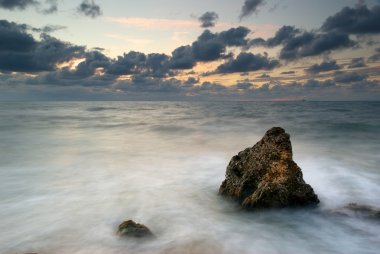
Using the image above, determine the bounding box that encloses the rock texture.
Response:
[117,220,154,238]
[332,203,380,220]
[219,127,319,209]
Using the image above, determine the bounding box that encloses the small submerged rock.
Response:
[219,127,319,209]
[331,203,380,220]
[117,220,154,238]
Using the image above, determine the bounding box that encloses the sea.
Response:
[0,101,379,254]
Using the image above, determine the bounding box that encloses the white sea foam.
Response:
[0,101,379,254]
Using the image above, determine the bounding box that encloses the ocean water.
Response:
[0,101,379,254]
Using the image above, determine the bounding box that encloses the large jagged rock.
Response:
[219,127,319,209]
[117,220,154,238]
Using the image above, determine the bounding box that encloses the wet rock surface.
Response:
[117,220,154,238]
[219,127,319,209]
[331,203,380,220]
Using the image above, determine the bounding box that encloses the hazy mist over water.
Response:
[0,101,379,254]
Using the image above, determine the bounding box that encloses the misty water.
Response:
[0,101,379,254]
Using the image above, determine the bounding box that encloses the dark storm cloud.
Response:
[279,31,354,60]
[248,4,380,60]
[0,0,37,10]
[216,52,279,74]
[0,0,58,14]
[334,72,367,83]
[36,50,174,86]
[107,51,146,75]
[250,25,355,60]
[169,27,250,69]
[321,5,380,34]
[0,38,84,72]
[72,51,110,78]
[240,0,265,20]
[78,0,102,18]
[219,27,251,46]
[0,20,85,73]
[107,51,173,78]
[168,46,196,69]
[34,34,84,66]
[0,20,35,52]
[265,26,300,47]
[348,57,366,68]
[305,60,341,74]
[198,11,219,28]
[191,30,226,61]
[145,53,172,78]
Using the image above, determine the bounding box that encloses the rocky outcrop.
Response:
[219,127,319,209]
[117,220,154,238]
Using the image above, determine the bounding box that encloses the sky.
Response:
[0,0,379,101]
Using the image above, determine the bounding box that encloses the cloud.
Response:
[198,11,219,28]
[248,4,380,60]
[0,20,85,73]
[257,73,271,78]
[305,60,341,74]
[168,46,196,69]
[0,0,58,14]
[216,52,279,74]
[334,72,367,83]
[71,51,110,78]
[368,48,380,62]
[78,0,102,18]
[1,5,380,102]
[0,20,35,52]
[321,5,380,34]
[279,31,354,60]
[168,26,250,69]
[4,66,380,101]
[191,30,227,61]
[107,51,146,75]
[40,0,58,14]
[235,82,254,90]
[107,51,173,78]
[249,25,355,60]
[348,57,366,68]
[31,24,66,33]
[248,38,266,47]
[240,0,265,20]
[265,26,300,47]
[0,0,37,10]
[281,71,295,75]
[218,26,251,46]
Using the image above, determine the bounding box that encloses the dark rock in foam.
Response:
[331,203,380,220]
[117,220,154,238]
[219,127,319,209]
